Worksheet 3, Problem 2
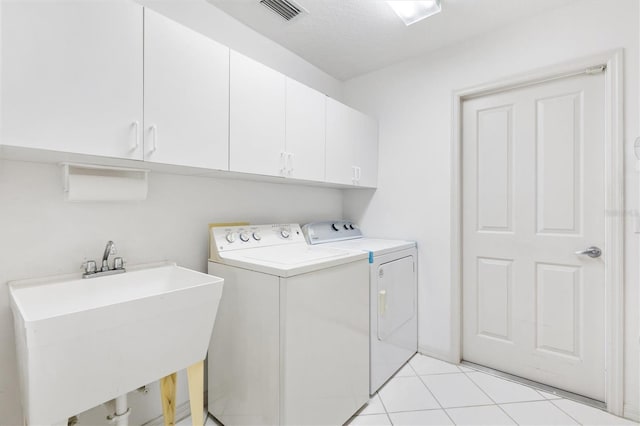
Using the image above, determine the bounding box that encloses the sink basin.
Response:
[9,262,224,425]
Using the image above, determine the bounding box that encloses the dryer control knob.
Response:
[331,223,339,231]
[225,232,236,243]
[253,232,262,241]
[281,229,290,239]
[239,232,250,242]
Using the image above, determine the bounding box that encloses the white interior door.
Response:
[462,71,606,401]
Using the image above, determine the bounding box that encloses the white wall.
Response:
[0,160,343,424]
[135,0,344,100]
[343,0,639,420]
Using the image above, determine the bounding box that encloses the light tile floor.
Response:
[349,354,638,426]
[177,353,638,426]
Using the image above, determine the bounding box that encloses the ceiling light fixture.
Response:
[387,0,442,26]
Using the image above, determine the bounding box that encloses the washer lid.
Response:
[216,243,367,277]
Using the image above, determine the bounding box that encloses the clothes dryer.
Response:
[302,221,418,394]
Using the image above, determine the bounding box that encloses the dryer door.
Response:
[377,255,416,341]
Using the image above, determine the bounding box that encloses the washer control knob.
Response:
[331,223,339,231]
[225,232,236,243]
[252,232,262,241]
[239,232,250,242]
[281,229,290,239]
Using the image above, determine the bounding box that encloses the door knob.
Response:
[575,246,602,258]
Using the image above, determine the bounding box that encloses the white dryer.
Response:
[302,221,418,394]
[207,223,369,426]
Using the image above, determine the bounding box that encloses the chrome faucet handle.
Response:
[101,259,110,272]
[84,260,97,274]
[113,257,124,270]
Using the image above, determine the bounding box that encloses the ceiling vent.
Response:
[259,0,305,22]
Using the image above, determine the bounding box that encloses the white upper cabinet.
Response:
[285,78,326,182]
[354,113,379,188]
[229,51,286,177]
[1,3,377,188]
[326,99,378,187]
[1,1,144,159]
[325,99,356,185]
[143,9,229,170]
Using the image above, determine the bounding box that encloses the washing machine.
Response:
[207,223,369,426]
[302,221,418,394]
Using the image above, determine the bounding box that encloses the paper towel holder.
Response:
[61,163,150,202]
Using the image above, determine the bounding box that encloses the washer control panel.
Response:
[211,223,305,254]
[302,221,363,245]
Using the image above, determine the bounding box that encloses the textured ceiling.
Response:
[207,0,576,81]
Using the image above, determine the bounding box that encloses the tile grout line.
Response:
[548,398,587,425]
[380,355,420,425]
[458,368,520,425]
[375,391,395,425]
[413,364,458,425]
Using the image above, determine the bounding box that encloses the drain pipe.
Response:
[106,394,130,426]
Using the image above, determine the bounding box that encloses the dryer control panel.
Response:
[210,224,305,258]
[302,220,363,245]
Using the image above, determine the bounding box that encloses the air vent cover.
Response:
[260,0,305,21]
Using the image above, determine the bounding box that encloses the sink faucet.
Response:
[102,241,115,272]
[83,241,126,279]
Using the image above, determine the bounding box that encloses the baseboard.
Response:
[142,401,191,426]
[624,403,640,422]
[418,345,458,364]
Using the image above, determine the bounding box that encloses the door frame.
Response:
[450,50,624,415]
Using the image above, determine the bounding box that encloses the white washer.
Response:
[207,224,369,426]
[302,221,418,394]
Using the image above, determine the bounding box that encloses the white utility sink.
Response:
[9,262,224,425]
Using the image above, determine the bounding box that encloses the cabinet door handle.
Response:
[131,121,140,150]
[280,151,286,175]
[287,153,294,176]
[149,125,158,153]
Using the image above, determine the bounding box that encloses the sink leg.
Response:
[160,372,177,426]
[187,360,205,426]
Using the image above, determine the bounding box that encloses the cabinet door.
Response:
[229,51,286,177]
[285,78,326,182]
[325,99,358,185]
[144,9,229,170]
[355,112,379,188]
[1,1,143,159]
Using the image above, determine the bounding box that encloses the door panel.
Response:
[285,78,326,181]
[462,72,605,401]
[144,9,229,169]
[477,257,513,342]
[535,263,582,358]
[325,98,357,185]
[536,93,582,234]
[477,106,514,232]
[377,256,416,341]
[229,51,286,177]
[1,1,143,159]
